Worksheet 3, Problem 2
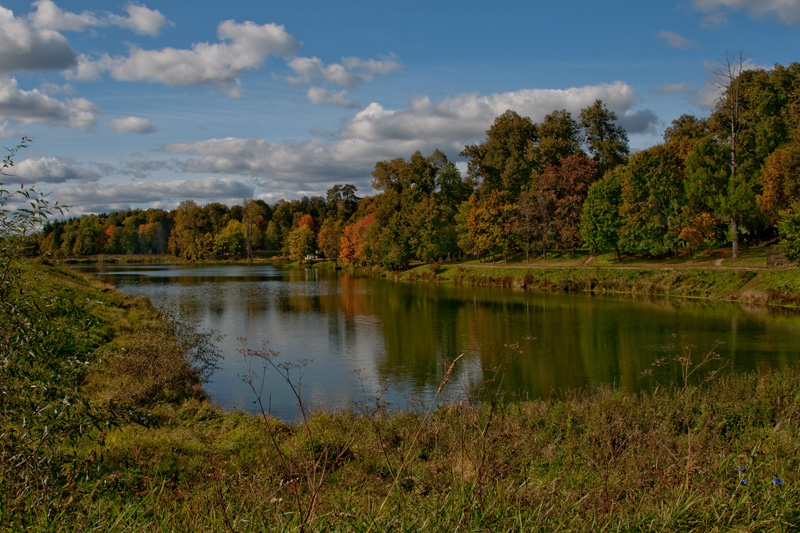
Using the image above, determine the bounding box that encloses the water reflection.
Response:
[84,264,800,420]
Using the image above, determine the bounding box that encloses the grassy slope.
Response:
[3,260,800,531]
[396,249,800,308]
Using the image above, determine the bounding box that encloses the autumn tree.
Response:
[759,141,800,224]
[287,224,315,263]
[537,152,598,252]
[168,200,204,259]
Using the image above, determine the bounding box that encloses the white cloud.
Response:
[0,6,76,74]
[76,20,301,94]
[341,82,642,143]
[0,76,97,130]
[110,116,156,134]
[53,177,254,211]
[30,0,171,36]
[29,0,100,32]
[656,30,698,49]
[106,3,172,37]
[652,83,695,94]
[286,54,402,87]
[14,156,101,183]
[692,0,800,26]
[306,87,357,108]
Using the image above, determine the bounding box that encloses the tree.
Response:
[287,224,315,263]
[462,191,514,262]
[513,189,556,260]
[326,184,359,222]
[619,145,686,256]
[537,153,598,252]
[241,198,266,259]
[168,200,204,259]
[663,114,709,161]
[759,141,800,224]
[214,219,245,257]
[340,212,376,266]
[581,167,624,259]
[317,221,342,261]
[777,201,800,262]
[461,110,539,197]
[531,109,583,169]
[685,136,756,257]
[579,100,629,177]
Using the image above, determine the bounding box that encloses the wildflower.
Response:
[739,466,746,473]
[741,479,747,485]
[773,478,783,485]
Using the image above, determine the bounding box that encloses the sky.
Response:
[1,0,799,216]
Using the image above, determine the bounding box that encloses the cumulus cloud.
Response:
[74,20,301,94]
[286,54,401,87]
[341,82,643,144]
[29,0,100,32]
[53,177,254,212]
[162,82,656,196]
[656,30,698,49]
[0,6,76,74]
[30,0,171,36]
[106,3,172,37]
[692,0,800,26]
[14,156,102,184]
[307,87,358,108]
[619,109,659,135]
[652,83,695,94]
[110,116,156,134]
[0,76,97,130]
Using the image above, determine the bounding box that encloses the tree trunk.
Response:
[731,217,739,258]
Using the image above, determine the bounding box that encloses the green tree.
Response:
[214,219,245,257]
[579,99,629,177]
[619,145,686,256]
[461,110,539,197]
[777,201,800,262]
[685,136,756,257]
[531,109,583,169]
[581,166,625,259]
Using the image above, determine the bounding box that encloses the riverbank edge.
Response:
[5,259,800,531]
[391,263,800,308]
[56,252,800,308]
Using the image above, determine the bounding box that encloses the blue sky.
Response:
[1,0,799,215]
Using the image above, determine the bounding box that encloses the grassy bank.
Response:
[2,261,800,531]
[396,254,800,308]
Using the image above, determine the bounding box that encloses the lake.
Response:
[86,263,800,419]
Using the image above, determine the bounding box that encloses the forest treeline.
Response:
[36,61,800,267]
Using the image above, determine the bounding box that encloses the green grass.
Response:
[3,260,800,531]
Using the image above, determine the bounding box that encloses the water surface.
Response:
[87,263,800,419]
